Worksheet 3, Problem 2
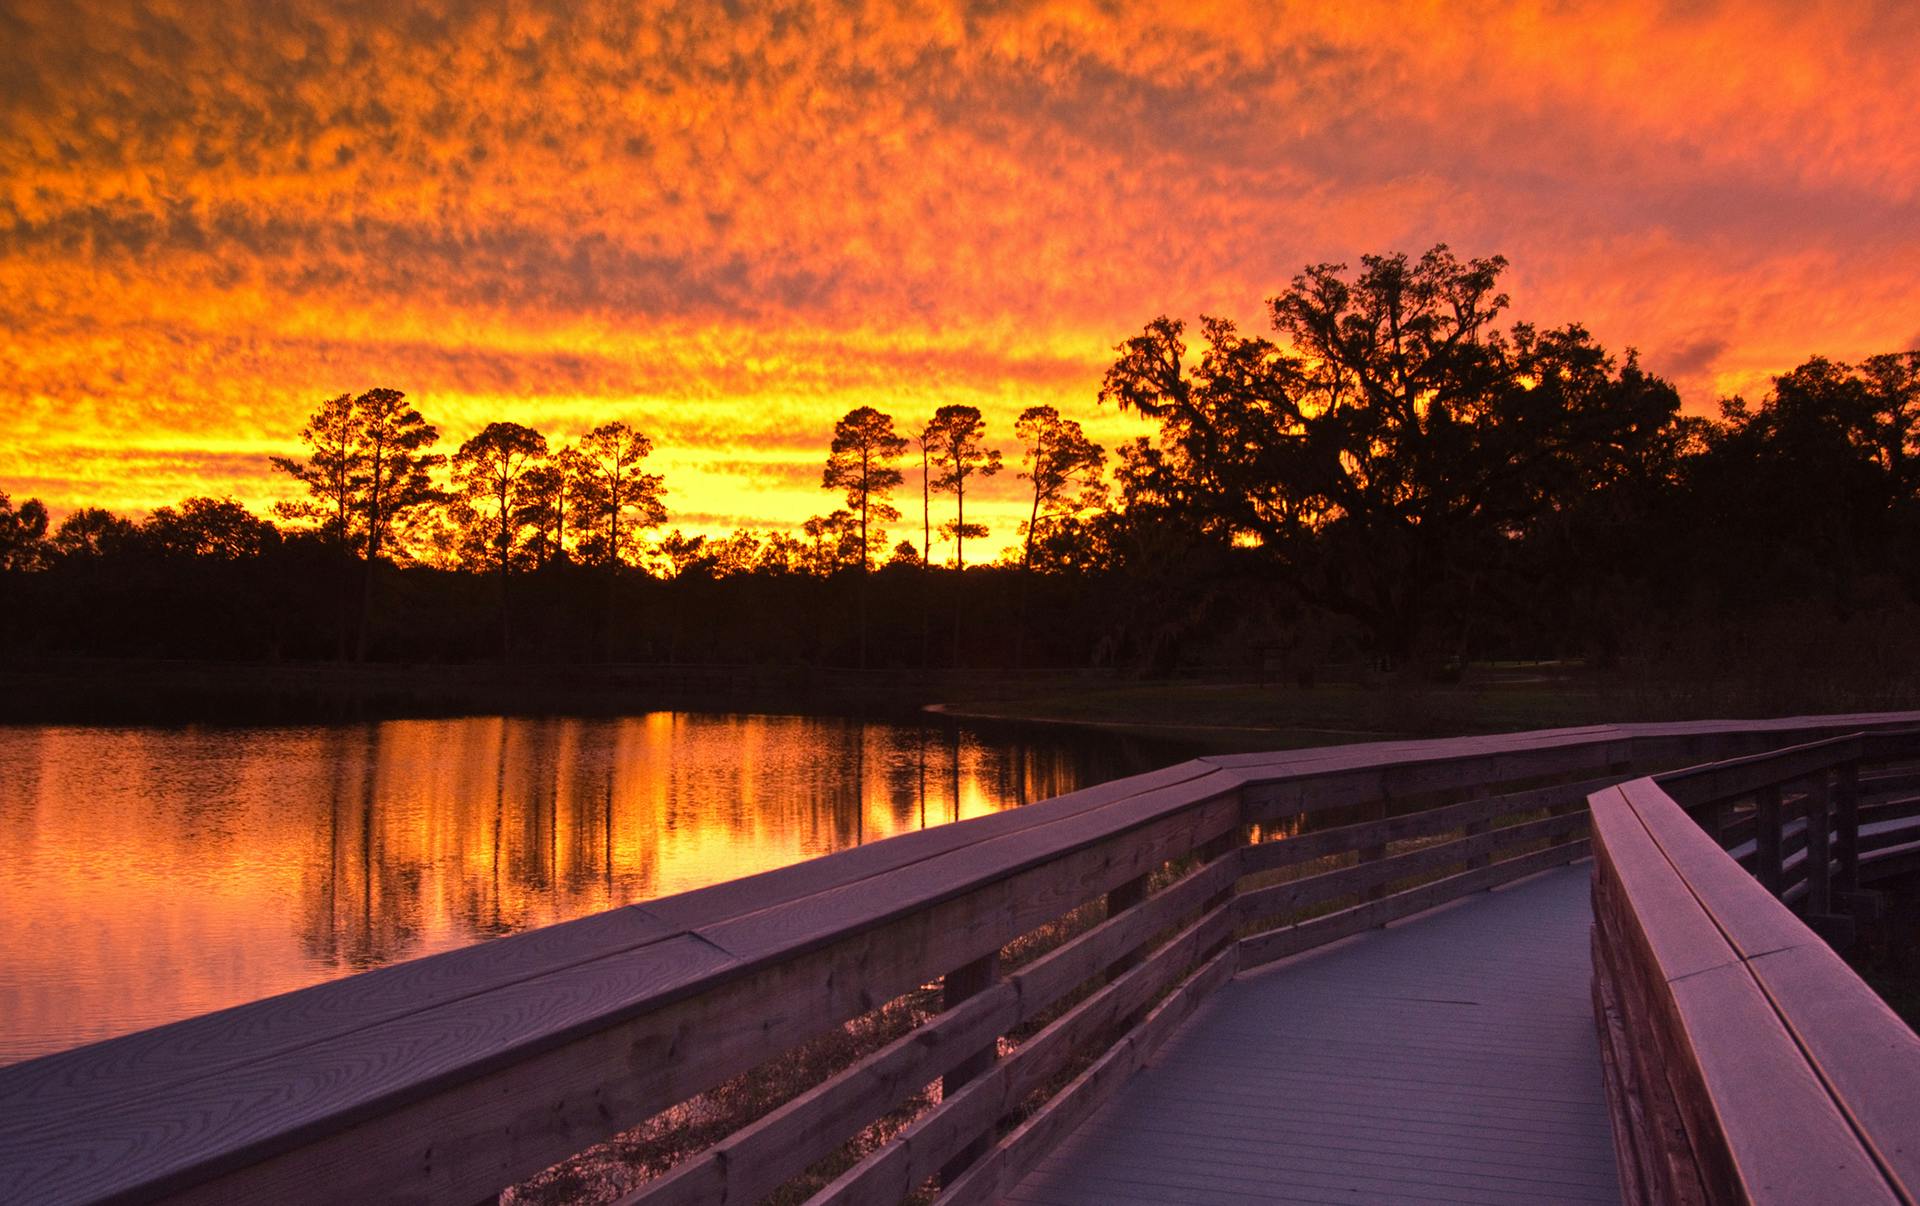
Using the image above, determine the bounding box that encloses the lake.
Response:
[0,712,1191,1066]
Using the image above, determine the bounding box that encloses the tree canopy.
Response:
[8,245,1920,682]
[821,407,908,572]
[923,404,1002,574]
[1103,246,1682,665]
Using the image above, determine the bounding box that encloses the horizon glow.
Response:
[4,0,1917,549]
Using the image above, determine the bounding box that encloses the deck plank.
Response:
[1011,864,1624,1205]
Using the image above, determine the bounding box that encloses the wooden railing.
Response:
[5,712,1920,1205]
[1589,731,1920,1205]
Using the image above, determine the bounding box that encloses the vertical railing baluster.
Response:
[1804,773,1832,916]
[1360,799,1390,901]
[1102,874,1149,982]
[1198,822,1242,960]
[940,951,1001,1184]
[1756,785,1785,897]
[1699,795,1727,848]
[1834,759,1861,900]
[1463,782,1492,871]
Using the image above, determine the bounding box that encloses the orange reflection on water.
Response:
[0,714,1110,1065]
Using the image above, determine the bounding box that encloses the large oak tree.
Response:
[1102,246,1681,667]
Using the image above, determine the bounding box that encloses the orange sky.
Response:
[3,0,1917,549]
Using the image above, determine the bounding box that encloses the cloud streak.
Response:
[3,0,1916,541]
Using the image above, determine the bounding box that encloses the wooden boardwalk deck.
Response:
[1010,864,1621,1206]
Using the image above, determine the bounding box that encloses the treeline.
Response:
[2,244,1917,681]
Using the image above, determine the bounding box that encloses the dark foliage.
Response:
[4,252,1917,684]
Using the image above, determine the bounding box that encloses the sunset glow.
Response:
[0,714,1089,1062]
[4,0,1917,544]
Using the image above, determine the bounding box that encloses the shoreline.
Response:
[0,657,1127,728]
[921,700,1409,752]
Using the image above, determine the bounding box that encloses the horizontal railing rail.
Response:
[1590,733,1920,1205]
[5,711,1920,1205]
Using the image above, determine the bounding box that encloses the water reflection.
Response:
[0,713,1178,1065]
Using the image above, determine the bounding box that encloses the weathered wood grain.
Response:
[1590,774,1920,1205]
[1617,776,1920,1201]
[1591,930,1653,1206]
[13,712,1920,1206]
[1237,811,1588,924]
[689,777,1239,965]
[620,851,1238,1206]
[937,946,1238,1206]
[809,904,1234,1205]
[1236,839,1590,970]
[1013,864,1622,1206]
[637,761,1221,934]
[1239,773,1614,875]
[0,932,739,1205]
[0,784,1240,1205]
[0,904,680,1133]
[1657,735,1858,810]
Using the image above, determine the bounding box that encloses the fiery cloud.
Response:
[3,0,1916,543]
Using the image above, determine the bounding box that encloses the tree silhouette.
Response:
[50,508,137,560]
[913,420,937,566]
[0,490,49,573]
[519,444,586,568]
[352,389,444,661]
[657,530,709,579]
[1014,406,1105,572]
[1104,245,1680,668]
[924,404,1001,664]
[914,418,937,667]
[924,404,1001,573]
[1862,352,1920,495]
[576,422,667,569]
[271,388,443,660]
[1012,406,1105,666]
[269,393,362,549]
[822,407,908,571]
[144,497,276,559]
[271,392,367,658]
[453,421,549,657]
[822,406,908,665]
[0,488,48,651]
[802,510,861,574]
[1690,351,1920,613]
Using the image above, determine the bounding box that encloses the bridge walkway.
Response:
[1009,864,1621,1205]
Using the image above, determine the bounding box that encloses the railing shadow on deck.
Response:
[1590,730,1920,1205]
[5,712,1920,1206]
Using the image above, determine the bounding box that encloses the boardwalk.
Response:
[1011,865,1620,1205]
[9,717,1915,1205]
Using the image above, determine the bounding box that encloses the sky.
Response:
[3,0,1917,551]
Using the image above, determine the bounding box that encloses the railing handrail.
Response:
[7,710,1920,1204]
[1591,756,1920,1203]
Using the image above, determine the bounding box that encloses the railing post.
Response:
[1103,874,1150,982]
[1804,774,1832,915]
[1830,759,1884,922]
[1755,785,1785,896]
[1360,799,1390,901]
[1701,798,1725,847]
[1834,760,1861,898]
[940,951,1001,1184]
[1799,771,1858,947]
[1197,824,1241,960]
[1462,782,1492,871]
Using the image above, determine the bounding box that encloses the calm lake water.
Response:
[0,713,1189,1066]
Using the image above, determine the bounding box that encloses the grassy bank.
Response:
[0,658,1124,726]
[9,654,1919,737]
[938,663,1920,750]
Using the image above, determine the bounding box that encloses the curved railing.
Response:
[4,712,1919,1205]
[1589,731,1920,1205]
